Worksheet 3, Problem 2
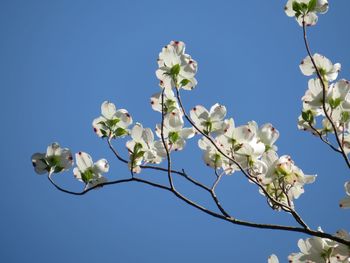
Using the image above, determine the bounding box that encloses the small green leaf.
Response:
[169,131,180,144]
[308,0,317,12]
[106,118,120,128]
[114,127,127,137]
[81,169,94,184]
[170,64,180,76]
[133,143,143,153]
[135,151,145,159]
[292,1,301,12]
[302,110,314,123]
[341,111,350,123]
[180,79,190,87]
[328,98,342,109]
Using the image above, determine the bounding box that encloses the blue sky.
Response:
[1,0,350,262]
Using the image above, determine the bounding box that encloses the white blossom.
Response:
[92,101,132,139]
[156,109,195,152]
[300,53,341,82]
[190,104,227,135]
[126,123,165,173]
[73,152,109,189]
[156,41,197,94]
[285,0,329,26]
[31,142,73,174]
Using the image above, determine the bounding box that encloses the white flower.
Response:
[302,78,325,109]
[156,41,198,94]
[190,104,227,135]
[258,123,280,151]
[216,119,265,160]
[288,232,349,263]
[31,142,73,174]
[300,54,341,82]
[260,154,316,208]
[73,152,109,189]
[198,137,236,174]
[267,254,279,263]
[92,101,132,139]
[150,89,180,114]
[333,230,350,262]
[285,0,329,26]
[340,181,350,209]
[126,123,165,173]
[156,109,195,152]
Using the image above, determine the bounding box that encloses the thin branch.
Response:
[302,20,350,169]
[308,122,342,153]
[160,90,174,189]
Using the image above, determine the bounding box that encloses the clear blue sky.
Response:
[1,1,349,262]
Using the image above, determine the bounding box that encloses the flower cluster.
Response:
[297,53,350,154]
[31,143,73,174]
[93,101,132,139]
[192,103,315,208]
[73,152,109,189]
[156,40,198,94]
[32,143,109,189]
[285,0,329,26]
[288,229,350,262]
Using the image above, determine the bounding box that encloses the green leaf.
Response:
[180,79,190,87]
[133,143,143,153]
[169,131,180,144]
[135,151,145,159]
[302,110,314,123]
[106,118,120,128]
[81,169,94,184]
[292,1,301,12]
[308,0,317,12]
[300,2,308,12]
[114,127,127,137]
[329,98,342,109]
[341,111,350,123]
[170,64,180,76]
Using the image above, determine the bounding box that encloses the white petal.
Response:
[131,123,143,142]
[142,128,154,144]
[115,109,132,128]
[59,148,74,170]
[92,116,107,137]
[180,127,195,140]
[31,153,48,175]
[268,254,279,263]
[345,181,350,195]
[101,101,117,119]
[210,103,227,121]
[75,152,93,172]
[300,56,315,76]
[190,105,209,130]
[73,167,83,182]
[94,159,109,174]
[46,142,60,157]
